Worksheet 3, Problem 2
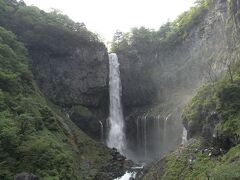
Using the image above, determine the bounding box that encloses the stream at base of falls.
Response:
[114,172,136,180]
[114,165,144,180]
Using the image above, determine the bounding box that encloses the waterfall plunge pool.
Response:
[114,165,144,180]
[114,172,136,180]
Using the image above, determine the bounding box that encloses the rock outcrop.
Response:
[31,43,109,107]
[29,35,109,140]
[0,1,110,140]
[117,0,238,161]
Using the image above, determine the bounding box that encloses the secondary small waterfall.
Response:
[99,121,104,143]
[143,113,148,158]
[163,113,171,149]
[107,53,126,154]
[182,126,188,144]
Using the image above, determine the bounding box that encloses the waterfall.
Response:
[156,115,161,157]
[107,53,126,154]
[182,126,188,144]
[136,117,140,152]
[143,114,148,158]
[163,113,171,144]
[99,121,104,143]
[65,112,70,119]
[114,172,136,180]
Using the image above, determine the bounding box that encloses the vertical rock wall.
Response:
[118,0,238,162]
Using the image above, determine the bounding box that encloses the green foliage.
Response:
[183,66,240,144]
[0,0,124,177]
[153,48,240,180]
[0,113,20,180]
[216,80,240,143]
[18,135,75,179]
[0,26,77,179]
[39,106,59,131]
[0,0,101,47]
[0,26,32,95]
[0,71,19,92]
[0,25,118,179]
[160,139,209,180]
[111,0,210,53]
[0,0,103,89]
[111,30,127,52]
[211,145,240,180]
[144,139,240,180]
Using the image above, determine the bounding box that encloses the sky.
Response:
[23,0,197,42]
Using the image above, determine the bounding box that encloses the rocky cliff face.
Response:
[118,0,237,161]
[0,1,110,140]
[141,0,240,175]
[0,24,126,179]
[118,52,157,107]
[25,27,110,140]
[30,38,109,140]
[31,43,108,107]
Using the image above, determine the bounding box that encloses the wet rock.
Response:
[111,149,126,162]
[94,149,127,180]
[124,160,135,169]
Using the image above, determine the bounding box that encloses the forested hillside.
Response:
[0,0,109,141]
[0,0,124,179]
[1,0,240,179]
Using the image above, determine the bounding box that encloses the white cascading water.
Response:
[182,126,188,144]
[163,113,171,147]
[99,121,104,143]
[143,114,148,158]
[114,172,136,180]
[107,53,126,154]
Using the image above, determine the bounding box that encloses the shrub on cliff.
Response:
[183,69,240,146]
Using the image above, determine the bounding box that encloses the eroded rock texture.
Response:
[117,0,238,161]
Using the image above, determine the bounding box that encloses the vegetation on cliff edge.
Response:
[111,0,209,53]
[0,10,121,180]
[143,59,240,180]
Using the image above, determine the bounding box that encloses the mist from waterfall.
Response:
[128,107,185,162]
[107,53,126,154]
[106,53,186,162]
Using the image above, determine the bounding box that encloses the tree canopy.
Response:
[111,0,210,53]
